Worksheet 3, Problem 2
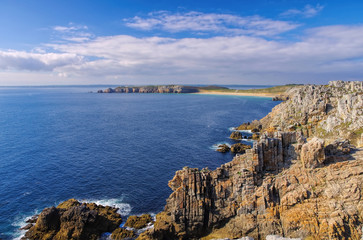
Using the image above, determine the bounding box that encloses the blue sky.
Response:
[0,0,363,85]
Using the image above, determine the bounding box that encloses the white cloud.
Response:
[53,25,88,32]
[281,4,324,18]
[124,11,299,36]
[1,24,363,85]
[52,24,92,43]
[0,50,83,71]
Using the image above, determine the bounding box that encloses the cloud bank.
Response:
[0,11,362,85]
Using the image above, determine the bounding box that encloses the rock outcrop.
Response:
[23,199,123,240]
[140,81,363,240]
[217,144,231,153]
[230,131,243,140]
[230,143,252,154]
[111,228,136,240]
[259,81,363,146]
[98,85,199,94]
[124,214,153,229]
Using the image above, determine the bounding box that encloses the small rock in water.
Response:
[19,223,33,230]
[230,131,243,140]
[217,144,230,153]
[25,215,38,224]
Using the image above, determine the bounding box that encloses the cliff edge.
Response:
[139,81,363,240]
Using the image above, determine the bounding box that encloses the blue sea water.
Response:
[0,86,279,239]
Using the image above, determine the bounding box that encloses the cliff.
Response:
[22,81,362,240]
[259,80,363,146]
[139,81,363,240]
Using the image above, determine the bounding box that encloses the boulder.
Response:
[300,137,325,168]
[217,144,230,153]
[230,131,242,140]
[124,214,153,229]
[230,143,251,154]
[111,228,136,240]
[24,199,122,240]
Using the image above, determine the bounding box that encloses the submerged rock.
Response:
[24,199,122,240]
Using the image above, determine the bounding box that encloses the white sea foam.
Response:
[124,212,156,235]
[210,142,231,151]
[238,130,252,133]
[228,127,253,134]
[11,199,131,240]
[82,198,132,216]
[228,127,236,131]
[11,209,40,240]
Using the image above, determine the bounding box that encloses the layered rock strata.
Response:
[140,81,363,240]
[141,132,362,239]
[259,81,363,146]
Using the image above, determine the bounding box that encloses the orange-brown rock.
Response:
[140,81,363,240]
[230,143,251,153]
[230,131,243,140]
[24,199,122,240]
[111,228,136,240]
[124,214,153,229]
[141,132,363,240]
[216,144,230,153]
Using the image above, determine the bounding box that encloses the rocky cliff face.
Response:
[98,85,198,94]
[260,81,363,146]
[140,81,363,240]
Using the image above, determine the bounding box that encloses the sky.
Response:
[0,0,363,86]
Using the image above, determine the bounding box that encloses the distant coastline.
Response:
[97,84,299,100]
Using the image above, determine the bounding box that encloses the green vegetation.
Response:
[235,84,301,94]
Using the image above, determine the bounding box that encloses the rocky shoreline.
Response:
[138,80,363,240]
[22,81,363,240]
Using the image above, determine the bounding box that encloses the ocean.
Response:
[0,86,279,239]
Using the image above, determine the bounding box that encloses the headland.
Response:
[97,84,299,100]
[23,80,363,240]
